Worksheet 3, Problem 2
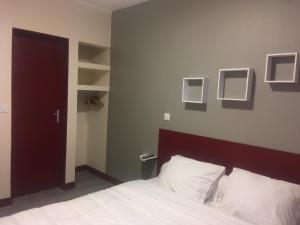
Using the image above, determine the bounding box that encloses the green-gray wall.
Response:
[107,0,300,181]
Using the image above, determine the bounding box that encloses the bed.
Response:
[0,179,254,225]
[1,129,300,225]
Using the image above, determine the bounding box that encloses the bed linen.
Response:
[0,179,254,225]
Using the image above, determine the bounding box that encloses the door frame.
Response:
[11,28,69,196]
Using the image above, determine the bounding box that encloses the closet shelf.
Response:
[78,62,110,72]
[77,85,110,92]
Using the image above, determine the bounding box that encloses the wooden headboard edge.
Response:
[157,129,300,185]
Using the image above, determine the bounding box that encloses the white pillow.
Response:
[159,155,225,203]
[218,168,300,225]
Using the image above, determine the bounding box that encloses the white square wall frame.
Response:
[182,77,208,104]
[217,68,254,101]
[265,52,299,83]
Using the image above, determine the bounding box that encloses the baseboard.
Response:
[0,197,12,207]
[76,165,122,185]
[75,165,89,172]
[61,182,76,190]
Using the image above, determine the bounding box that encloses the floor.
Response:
[0,170,113,218]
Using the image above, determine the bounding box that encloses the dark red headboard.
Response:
[157,129,300,185]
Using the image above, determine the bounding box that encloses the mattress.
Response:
[0,179,253,225]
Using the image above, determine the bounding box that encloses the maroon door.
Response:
[11,28,68,197]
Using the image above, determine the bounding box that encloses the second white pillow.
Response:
[217,168,300,225]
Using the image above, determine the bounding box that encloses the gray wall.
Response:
[107,0,300,181]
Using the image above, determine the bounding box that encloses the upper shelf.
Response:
[78,62,110,72]
[77,42,110,94]
[78,42,110,66]
[77,85,109,92]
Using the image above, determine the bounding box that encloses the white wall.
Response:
[0,0,111,200]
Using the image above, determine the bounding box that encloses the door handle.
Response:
[53,109,60,124]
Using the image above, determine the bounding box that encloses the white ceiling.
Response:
[77,0,148,11]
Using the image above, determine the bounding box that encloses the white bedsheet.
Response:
[0,180,254,225]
